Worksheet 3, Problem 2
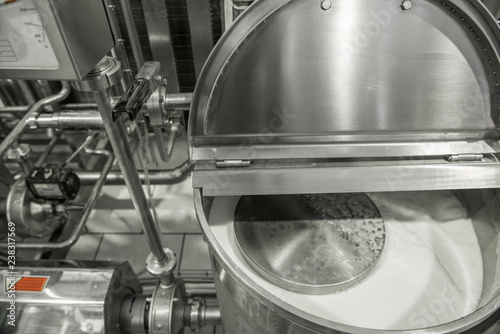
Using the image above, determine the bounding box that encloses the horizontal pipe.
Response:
[203,306,222,327]
[77,160,193,185]
[0,82,71,157]
[1,93,192,114]
[165,93,193,111]
[30,110,104,129]
[0,103,97,113]
[184,282,217,296]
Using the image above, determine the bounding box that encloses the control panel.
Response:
[0,0,59,70]
[0,0,115,80]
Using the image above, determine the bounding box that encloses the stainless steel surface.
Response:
[233,194,385,294]
[30,110,104,129]
[0,0,115,80]
[149,279,186,334]
[6,179,53,238]
[93,87,168,265]
[105,0,133,92]
[189,0,500,161]
[145,247,176,279]
[0,261,142,334]
[0,103,98,114]
[71,57,123,92]
[76,160,194,185]
[0,146,114,250]
[192,139,500,161]
[141,0,180,94]
[0,81,70,157]
[202,305,222,327]
[147,81,169,127]
[166,93,193,112]
[193,159,500,196]
[194,189,500,333]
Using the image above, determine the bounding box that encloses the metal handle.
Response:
[112,61,161,122]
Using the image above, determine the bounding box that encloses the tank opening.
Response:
[210,190,486,330]
[233,193,386,295]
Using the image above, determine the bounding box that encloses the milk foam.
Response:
[209,191,483,330]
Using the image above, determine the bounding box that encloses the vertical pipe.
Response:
[93,89,167,264]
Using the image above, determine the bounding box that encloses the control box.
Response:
[0,0,115,80]
[26,166,80,201]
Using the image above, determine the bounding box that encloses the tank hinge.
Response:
[446,154,484,162]
[215,160,251,168]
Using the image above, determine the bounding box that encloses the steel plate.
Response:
[233,193,385,294]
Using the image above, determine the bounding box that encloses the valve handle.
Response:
[112,61,161,122]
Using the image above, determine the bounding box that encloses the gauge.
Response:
[0,0,59,69]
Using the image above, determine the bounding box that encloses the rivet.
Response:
[321,0,332,10]
[401,0,413,10]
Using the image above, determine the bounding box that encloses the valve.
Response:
[112,61,162,122]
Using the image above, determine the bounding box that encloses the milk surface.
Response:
[209,191,483,330]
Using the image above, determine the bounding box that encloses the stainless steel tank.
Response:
[188,0,500,332]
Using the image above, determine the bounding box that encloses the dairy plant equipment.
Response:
[1,0,500,333]
[189,0,500,332]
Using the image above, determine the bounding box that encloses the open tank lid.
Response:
[189,0,500,162]
[188,0,500,196]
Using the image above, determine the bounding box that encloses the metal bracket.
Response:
[215,160,251,168]
[447,154,484,162]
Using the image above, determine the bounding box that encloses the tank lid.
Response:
[189,0,500,163]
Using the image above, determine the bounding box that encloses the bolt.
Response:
[321,0,332,11]
[401,0,413,10]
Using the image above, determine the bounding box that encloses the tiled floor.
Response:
[66,137,224,332]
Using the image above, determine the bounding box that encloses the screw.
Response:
[401,0,413,10]
[321,0,332,10]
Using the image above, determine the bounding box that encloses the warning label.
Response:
[4,276,49,293]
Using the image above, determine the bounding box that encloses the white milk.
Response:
[209,191,484,330]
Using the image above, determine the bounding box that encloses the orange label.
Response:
[4,276,49,293]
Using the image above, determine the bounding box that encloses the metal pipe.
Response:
[77,160,193,185]
[1,92,192,114]
[93,88,168,264]
[31,110,104,129]
[16,80,37,105]
[202,306,222,327]
[0,82,71,157]
[105,0,133,91]
[184,282,217,296]
[165,93,193,111]
[119,0,145,69]
[35,132,63,166]
[0,103,97,114]
[0,147,114,250]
